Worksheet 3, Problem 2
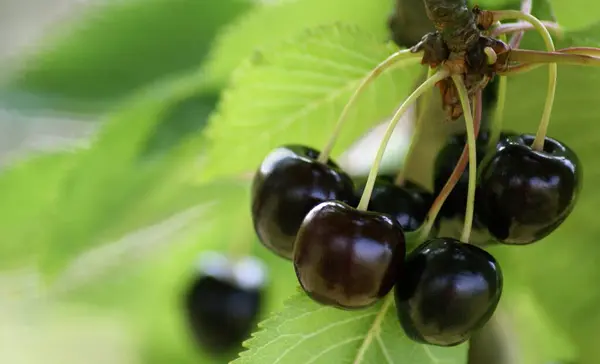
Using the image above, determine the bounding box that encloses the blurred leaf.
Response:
[27,70,216,276]
[550,0,599,31]
[492,23,600,363]
[199,24,420,181]
[3,0,252,112]
[54,178,298,364]
[234,293,467,364]
[0,150,79,268]
[201,0,393,88]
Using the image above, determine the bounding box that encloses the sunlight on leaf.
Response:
[199,24,420,182]
[234,293,466,364]
[201,0,392,89]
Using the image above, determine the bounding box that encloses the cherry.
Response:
[251,145,355,259]
[434,130,516,219]
[478,134,582,244]
[395,238,503,347]
[433,130,516,244]
[355,176,433,232]
[184,252,266,354]
[293,200,406,309]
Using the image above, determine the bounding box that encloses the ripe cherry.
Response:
[395,238,503,347]
[434,130,515,219]
[355,176,433,232]
[184,252,266,354]
[251,145,355,259]
[478,134,582,244]
[294,200,406,309]
[433,130,515,244]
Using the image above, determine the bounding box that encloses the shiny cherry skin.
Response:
[478,134,582,245]
[294,200,406,309]
[355,176,433,232]
[184,253,267,354]
[395,238,503,347]
[251,145,355,259]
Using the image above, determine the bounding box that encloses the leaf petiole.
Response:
[318,49,422,164]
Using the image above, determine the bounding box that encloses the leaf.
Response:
[2,0,251,112]
[0,150,79,268]
[489,22,600,362]
[199,24,420,181]
[24,70,218,276]
[550,0,600,31]
[234,293,467,364]
[201,0,393,89]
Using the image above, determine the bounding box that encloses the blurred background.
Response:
[0,0,599,363]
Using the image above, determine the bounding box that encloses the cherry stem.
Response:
[492,10,556,152]
[487,74,507,153]
[451,75,478,244]
[318,49,422,164]
[498,47,600,75]
[508,0,532,48]
[508,49,600,66]
[394,67,436,186]
[492,21,561,39]
[357,69,450,211]
[419,90,482,241]
[487,33,508,153]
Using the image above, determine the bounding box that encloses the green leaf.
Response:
[200,24,420,181]
[201,0,393,88]
[0,150,79,268]
[2,0,252,112]
[551,0,599,31]
[234,294,467,364]
[492,23,600,362]
[29,70,217,276]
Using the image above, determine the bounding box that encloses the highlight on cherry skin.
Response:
[184,252,267,354]
[251,145,355,259]
[293,200,406,309]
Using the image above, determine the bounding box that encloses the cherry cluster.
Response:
[250,124,580,346]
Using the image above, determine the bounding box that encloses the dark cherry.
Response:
[395,238,503,347]
[434,130,516,219]
[294,200,406,309]
[478,134,582,245]
[355,176,433,232]
[184,253,266,354]
[433,130,517,244]
[251,145,355,259]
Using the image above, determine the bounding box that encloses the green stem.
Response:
[419,90,482,241]
[394,67,436,186]
[318,49,422,164]
[491,10,556,152]
[487,75,507,153]
[451,75,477,244]
[357,69,450,211]
[487,34,507,153]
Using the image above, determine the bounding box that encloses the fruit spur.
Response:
[244,0,595,349]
